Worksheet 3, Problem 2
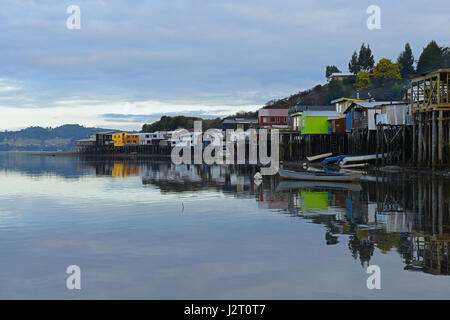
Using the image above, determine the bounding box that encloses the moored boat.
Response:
[278,168,361,182]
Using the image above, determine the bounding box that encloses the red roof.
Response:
[258,108,288,117]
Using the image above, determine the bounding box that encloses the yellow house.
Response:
[112,133,127,147]
[331,97,367,114]
[111,162,140,177]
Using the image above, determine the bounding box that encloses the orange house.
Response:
[125,134,140,145]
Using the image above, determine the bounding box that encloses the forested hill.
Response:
[141,111,258,132]
[0,124,118,151]
[265,40,449,109]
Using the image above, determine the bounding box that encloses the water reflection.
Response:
[270,174,450,276]
[1,152,450,298]
[72,158,450,276]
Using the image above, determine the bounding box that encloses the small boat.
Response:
[340,163,369,169]
[275,180,362,192]
[322,155,347,166]
[307,153,332,163]
[339,153,389,165]
[278,168,361,182]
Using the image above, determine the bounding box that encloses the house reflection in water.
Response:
[267,174,450,274]
[111,162,140,178]
[76,158,450,276]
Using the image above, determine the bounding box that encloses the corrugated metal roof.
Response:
[222,118,258,124]
[302,111,341,117]
[344,101,407,113]
[289,105,335,114]
[258,108,288,117]
[352,101,405,108]
[330,97,367,104]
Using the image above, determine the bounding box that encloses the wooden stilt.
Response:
[418,113,423,167]
[438,110,443,166]
[432,111,437,170]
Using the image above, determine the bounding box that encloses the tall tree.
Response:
[416,40,449,73]
[327,79,344,102]
[355,71,371,90]
[374,58,402,84]
[397,43,415,77]
[358,43,375,71]
[348,51,360,74]
[325,65,341,78]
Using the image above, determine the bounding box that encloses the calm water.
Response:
[0,151,449,299]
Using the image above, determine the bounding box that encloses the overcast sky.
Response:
[0,0,448,130]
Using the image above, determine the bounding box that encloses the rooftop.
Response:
[302,111,341,117]
[289,105,335,115]
[344,101,407,113]
[222,118,259,124]
[258,108,288,117]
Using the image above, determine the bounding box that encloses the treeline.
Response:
[142,116,221,132]
[0,124,116,151]
[266,40,449,109]
[141,111,258,132]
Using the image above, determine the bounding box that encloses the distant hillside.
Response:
[142,111,258,132]
[0,124,119,151]
[264,78,408,109]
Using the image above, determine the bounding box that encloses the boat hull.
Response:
[278,169,361,182]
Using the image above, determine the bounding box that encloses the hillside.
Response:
[0,124,119,151]
[264,78,408,109]
[142,111,258,132]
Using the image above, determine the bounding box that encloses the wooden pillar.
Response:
[366,129,370,154]
[376,125,379,167]
[289,133,293,160]
[432,111,437,170]
[413,117,417,165]
[424,113,428,167]
[381,126,385,165]
[438,180,443,235]
[432,177,436,234]
[438,110,443,166]
[418,113,423,167]
[402,125,406,166]
[446,112,450,168]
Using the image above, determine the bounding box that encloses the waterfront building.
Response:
[289,105,335,131]
[344,101,405,132]
[331,97,368,114]
[297,111,340,135]
[258,108,289,129]
[95,131,115,147]
[222,118,258,131]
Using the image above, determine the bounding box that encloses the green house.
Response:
[299,190,330,213]
[299,111,340,135]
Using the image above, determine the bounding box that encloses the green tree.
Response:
[397,43,415,77]
[327,79,344,102]
[374,58,402,82]
[326,65,341,78]
[348,51,360,74]
[416,40,449,73]
[355,71,371,90]
[358,43,375,71]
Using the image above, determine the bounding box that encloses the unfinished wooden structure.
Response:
[411,69,450,169]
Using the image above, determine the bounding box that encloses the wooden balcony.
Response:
[411,69,450,113]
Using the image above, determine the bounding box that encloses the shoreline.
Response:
[31,150,171,159]
[28,151,450,176]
